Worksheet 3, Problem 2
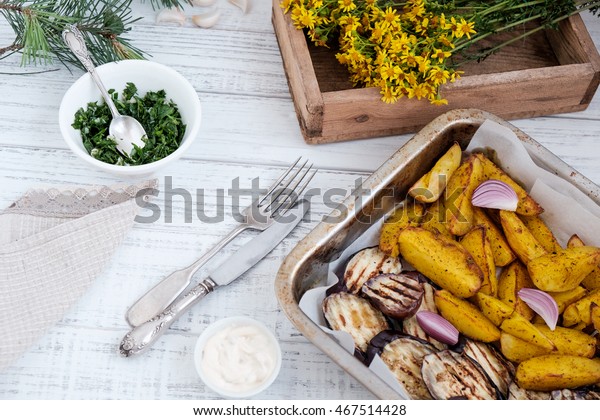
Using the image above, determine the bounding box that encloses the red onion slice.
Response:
[517,288,559,330]
[416,311,459,345]
[472,180,518,211]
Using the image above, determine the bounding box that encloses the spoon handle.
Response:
[62,24,120,118]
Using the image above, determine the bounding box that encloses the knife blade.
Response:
[118,199,309,357]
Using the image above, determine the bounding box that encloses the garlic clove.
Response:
[191,9,221,29]
[192,0,217,6]
[156,7,186,26]
[228,0,249,14]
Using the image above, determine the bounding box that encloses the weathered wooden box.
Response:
[272,0,600,144]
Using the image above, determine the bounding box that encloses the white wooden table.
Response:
[0,2,599,400]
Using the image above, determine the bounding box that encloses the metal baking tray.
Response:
[275,108,600,399]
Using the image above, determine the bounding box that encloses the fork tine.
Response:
[260,159,308,206]
[271,167,317,216]
[261,156,302,200]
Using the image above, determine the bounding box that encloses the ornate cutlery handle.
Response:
[119,278,217,357]
[62,24,120,118]
[126,224,247,327]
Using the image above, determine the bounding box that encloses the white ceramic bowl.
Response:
[58,60,201,177]
[194,316,282,399]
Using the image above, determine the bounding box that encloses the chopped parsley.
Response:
[72,82,186,165]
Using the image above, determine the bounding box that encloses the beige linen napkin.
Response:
[0,180,158,371]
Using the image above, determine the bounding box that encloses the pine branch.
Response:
[0,0,146,69]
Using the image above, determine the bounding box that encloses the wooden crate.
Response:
[272,0,600,144]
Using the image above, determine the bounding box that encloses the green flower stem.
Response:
[455,2,600,66]
[452,13,544,52]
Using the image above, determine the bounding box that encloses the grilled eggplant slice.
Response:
[507,382,551,400]
[322,292,388,353]
[421,350,498,400]
[550,387,600,400]
[343,247,402,294]
[370,332,436,399]
[403,282,447,350]
[461,339,515,398]
[362,272,424,319]
[552,389,586,400]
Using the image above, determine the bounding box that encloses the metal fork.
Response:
[125,157,316,327]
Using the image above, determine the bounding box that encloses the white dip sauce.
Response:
[201,323,278,393]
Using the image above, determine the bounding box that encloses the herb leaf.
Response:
[72,83,186,165]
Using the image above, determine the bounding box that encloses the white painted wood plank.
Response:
[0,325,372,400]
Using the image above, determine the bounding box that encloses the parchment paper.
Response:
[298,119,600,398]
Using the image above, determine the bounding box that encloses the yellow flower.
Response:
[415,17,429,35]
[400,50,418,68]
[291,6,318,29]
[369,23,385,44]
[403,0,425,22]
[448,16,460,38]
[339,14,361,31]
[429,95,448,106]
[347,47,364,64]
[427,66,450,86]
[389,32,411,55]
[405,71,418,86]
[457,18,476,39]
[412,83,430,100]
[280,0,293,13]
[415,56,431,74]
[338,0,356,13]
[432,48,451,63]
[380,86,399,104]
[381,7,400,28]
[336,52,349,65]
[379,62,402,81]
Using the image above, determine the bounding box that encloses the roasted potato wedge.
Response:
[519,215,560,253]
[472,207,516,266]
[527,246,600,292]
[460,226,497,296]
[420,200,453,239]
[566,234,600,290]
[397,227,483,298]
[515,355,600,391]
[500,325,596,363]
[474,153,543,216]
[434,289,501,343]
[500,312,555,351]
[379,201,425,257]
[567,234,585,248]
[499,210,547,265]
[497,260,535,320]
[500,333,547,363]
[591,303,600,332]
[562,289,600,327]
[537,325,596,358]
[409,142,462,203]
[475,293,514,326]
[548,287,587,314]
[443,155,484,236]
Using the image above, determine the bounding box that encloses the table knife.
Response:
[118,199,309,357]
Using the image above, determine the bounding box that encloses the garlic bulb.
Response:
[192,0,217,6]
[156,7,186,26]
[192,9,221,28]
[228,0,249,14]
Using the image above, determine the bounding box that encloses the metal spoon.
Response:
[62,25,146,156]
